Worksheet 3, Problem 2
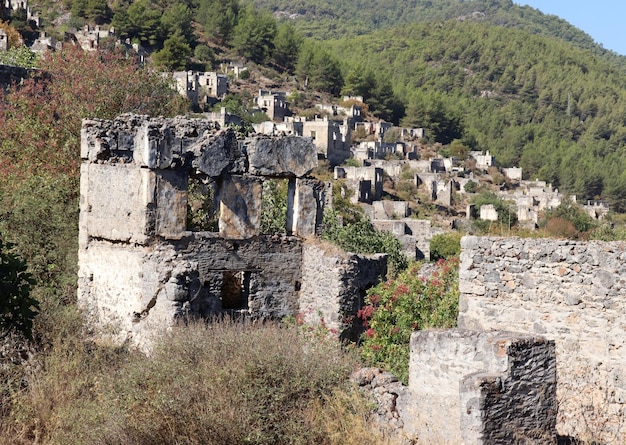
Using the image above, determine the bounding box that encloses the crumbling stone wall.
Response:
[299,242,387,341]
[459,236,626,442]
[78,114,386,346]
[408,329,557,444]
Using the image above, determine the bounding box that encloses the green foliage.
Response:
[186,178,218,232]
[272,22,302,73]
[296,43,343,96]
[472,192,517,227]
[231,4,276,64]
[71,0,111,24]
[541,199,596,235]
[0,238,37,339]
[160,2,194,44]
[197,0,240,42]
[152,33,192,70]
[193,44,215,68]
[0,46,38,68]
[261,179,288,234]
[343,157,362,167]
[322,210,408,274]
[358,258,460,383]
[464,180,478,193]
[430,232,462,261]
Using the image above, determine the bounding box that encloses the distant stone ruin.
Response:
[77,115,386,347]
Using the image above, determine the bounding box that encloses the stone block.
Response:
[189,129,240,177]
[154,170,187,239]
[287,178,328,238]
[246,135,317,177]
[217,175,262,239]
[409,329,556,444]
[134,121,176,168]
[81,163,153,244]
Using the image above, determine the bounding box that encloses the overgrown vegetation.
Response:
[358,258,460,384]
[0,45,186,344]
[0,238,37,339]
[430,232,462,261]
[0,319,394,444]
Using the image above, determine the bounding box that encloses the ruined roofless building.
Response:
[78,114,386,347]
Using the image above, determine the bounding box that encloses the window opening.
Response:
[221,271,250,310]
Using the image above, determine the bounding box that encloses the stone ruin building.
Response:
[79,114,626,443]
[77,114,387,347]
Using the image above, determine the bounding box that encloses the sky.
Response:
[513,1,626,55]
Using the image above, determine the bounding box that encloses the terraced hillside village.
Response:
[2,0,626,443]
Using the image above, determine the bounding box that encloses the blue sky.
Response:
[513,1,626,55]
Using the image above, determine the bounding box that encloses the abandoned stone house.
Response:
[301,116,352,165]
[77,114,386,347]
[256,89,290,121]
[3,0,39,27]
[172,70,228,110]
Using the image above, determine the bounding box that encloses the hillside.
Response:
[324,20,626,209]
[5,0,626,208]
[252,0,625,64]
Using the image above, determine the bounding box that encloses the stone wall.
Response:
[299,242,387,341]
[408,329,557,444]
[459,236,626,442]
[78,114,387,347]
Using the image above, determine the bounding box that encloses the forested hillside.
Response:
[10,0,626,208]
[252,0,623,62]
[326,21,626,209]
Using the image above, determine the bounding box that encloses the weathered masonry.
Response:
[77,115,386,347]
[407,329,556,444]
[459,236,626,443]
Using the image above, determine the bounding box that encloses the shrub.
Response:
[358,258,459,383]
[430,232,462,261]
[542,199,596,235]
[472,191,517,227]
[544,217,579,239]
[0,320,392,445]
[322,211,408,274]
[464,180,478,193]
[0,238,37,339]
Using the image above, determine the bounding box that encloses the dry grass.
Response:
[0,318,395,445]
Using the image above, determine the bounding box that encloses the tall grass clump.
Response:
[0,319,394,445]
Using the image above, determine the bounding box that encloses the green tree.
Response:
[272,22,302,73]
[160,2,194,43]
[197,0,239,42]
[193,44,215,69]
[126,0,162,46]
[341,63,375,98]
[86,0,111,24]
[232,5,277,64]
[152,33,192,71]
[297,43,343,96]
[0,238,37,339]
